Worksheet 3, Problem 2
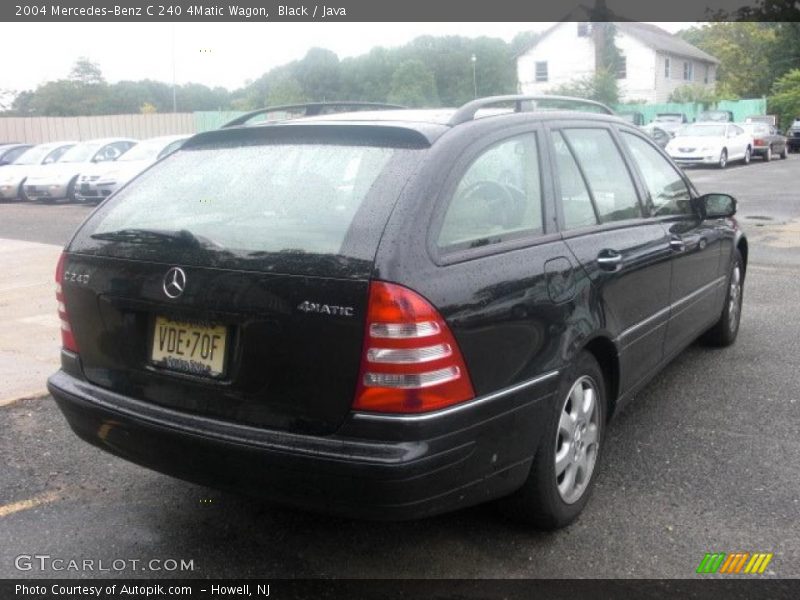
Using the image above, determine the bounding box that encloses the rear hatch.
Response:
[63,124,429,434]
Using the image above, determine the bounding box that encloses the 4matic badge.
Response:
[297,301,354,317]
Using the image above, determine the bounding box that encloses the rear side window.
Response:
[87,143,395,255]
[560,128,642,224]
[553,132,596,230]
[437,133,543,251]
[620,132,692,216]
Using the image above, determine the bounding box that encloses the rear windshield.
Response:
[87,143,394,256]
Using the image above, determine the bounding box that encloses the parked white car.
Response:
[75,134,188,203]
[0,141,77,201]
[666,123,753,168]
[23,138,137,202]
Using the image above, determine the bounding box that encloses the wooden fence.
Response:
[0,113,196,143]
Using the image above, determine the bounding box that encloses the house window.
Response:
[577,23,589,37]
[535,61,548,82]
[665,57,670,79]
[683,61,693,81]
[616,56,627,79]
[704,65,710,84]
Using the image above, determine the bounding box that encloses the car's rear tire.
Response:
[718,149,728,169]
[498,351,606,529]
[743,146,751,165]
[781,144,788,159]
[66,177,78,203]
[18,180,30,202]
[701,249,744,347]
[764,147,772,162]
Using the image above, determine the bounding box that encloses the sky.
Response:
[0,22,691,93]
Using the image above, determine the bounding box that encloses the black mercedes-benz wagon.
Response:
[49,96,747,528]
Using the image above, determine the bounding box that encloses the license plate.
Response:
[151,316,228,378]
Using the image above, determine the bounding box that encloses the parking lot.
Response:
[1,156,799,579]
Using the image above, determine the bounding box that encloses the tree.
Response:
[266,74,306,106]
[768,69,800,130]
[549,68,619,106]
[139,102,157,114]
[669,84,721,105]
[295,48,341,100]
[388,59,439,107]
[510,31,541,57]
[679,23,777,98]
[69,57,105,85]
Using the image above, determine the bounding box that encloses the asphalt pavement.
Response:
[0,157,798,579]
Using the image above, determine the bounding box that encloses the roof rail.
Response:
[448,95,615,126]
[221,102,407,128]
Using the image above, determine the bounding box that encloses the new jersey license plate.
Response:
[151,316,228,378]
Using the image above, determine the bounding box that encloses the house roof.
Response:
[616,21,719,64]
[517,17,719,65]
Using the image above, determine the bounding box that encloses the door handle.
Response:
[669,237,685,252]
[596,250,622,271]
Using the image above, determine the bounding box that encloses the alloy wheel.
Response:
[728,265,742,334]
[555,375,601,504]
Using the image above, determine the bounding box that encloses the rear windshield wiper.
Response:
[91,228,224,249]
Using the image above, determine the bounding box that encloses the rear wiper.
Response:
[91,228,224,249]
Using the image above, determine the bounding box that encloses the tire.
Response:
[499,351,606,529]
[743,146,751,165]
[718,148,728,169]
[764,147,772,162]
[18,180,30,202]
[701,249,744,347]
[66,177,78,203]
[781,144,788,159]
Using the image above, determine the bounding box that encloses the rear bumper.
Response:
[48,361,557,520]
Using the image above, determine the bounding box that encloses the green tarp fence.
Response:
[615,98,767,124]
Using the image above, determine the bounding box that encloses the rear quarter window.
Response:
[437,133,543,252]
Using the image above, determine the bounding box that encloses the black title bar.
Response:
[2,0,798,22]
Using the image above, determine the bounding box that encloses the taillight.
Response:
[353,281,475,413]
[754,138,766,146]
[55,252,79,353]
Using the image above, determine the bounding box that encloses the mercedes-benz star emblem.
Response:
[163,267,186,299]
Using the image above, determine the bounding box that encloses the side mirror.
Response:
[693,193,737,219]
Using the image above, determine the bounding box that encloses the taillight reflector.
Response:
[55,252,79,353]
[353,281,475,413]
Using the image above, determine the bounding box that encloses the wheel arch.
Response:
[582,335,620,421]
[736,234,749,277]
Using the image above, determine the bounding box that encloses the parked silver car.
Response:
[23,138,137,202]
[0,142,77,201]
[75,135,188,203]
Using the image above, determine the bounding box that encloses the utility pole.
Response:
[471,54,477,98]
[171,24,177,113]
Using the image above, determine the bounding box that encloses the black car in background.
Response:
[640,124,672,148]
[651,112,688,136]
[786,117,800,152]
[743,122,788,161]
[48,96,747,529]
